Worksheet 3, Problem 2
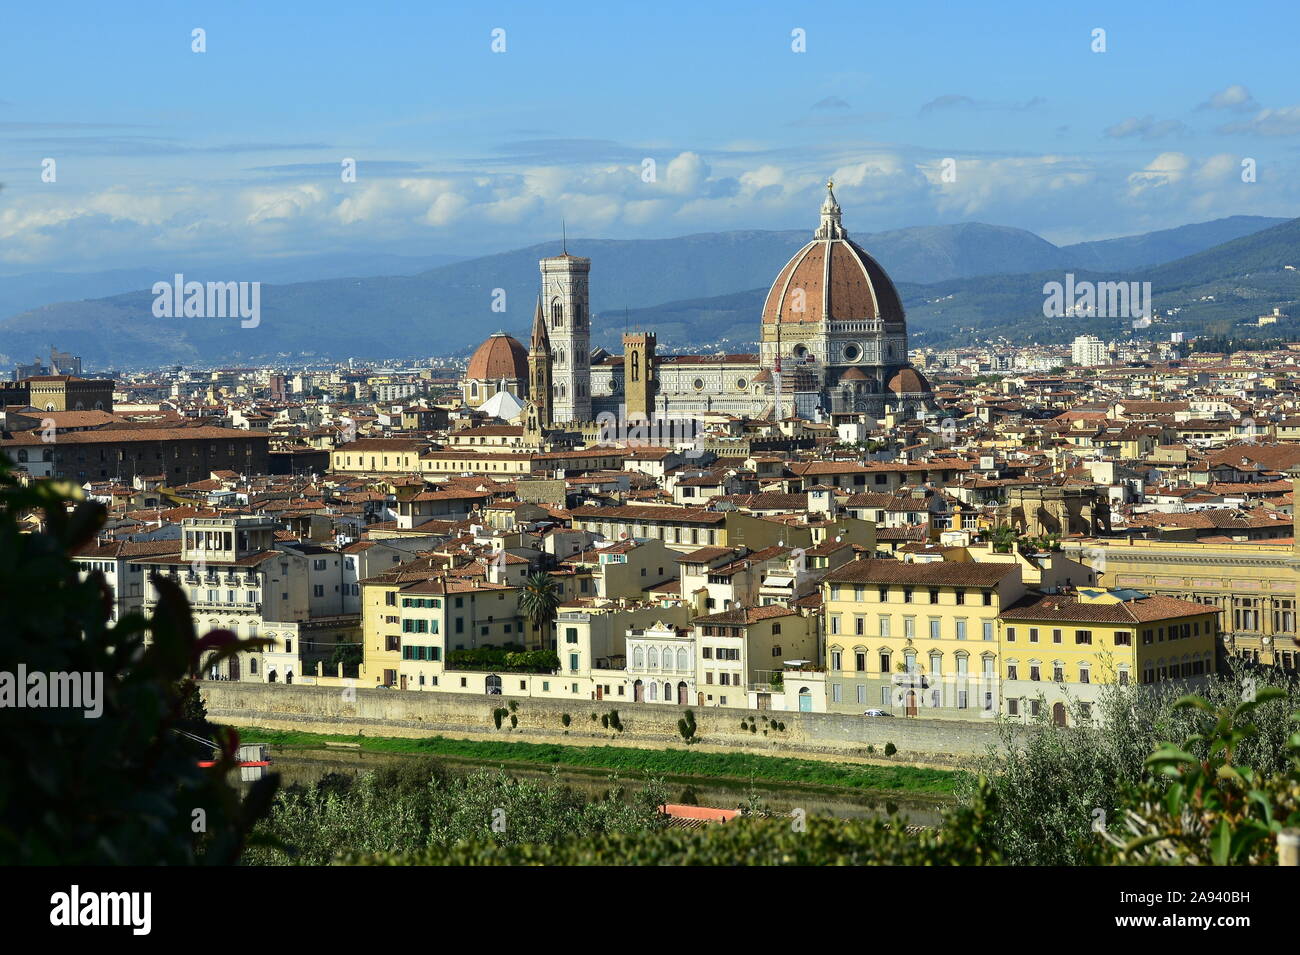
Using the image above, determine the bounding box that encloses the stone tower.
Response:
[541,250,591,423]
[527,296,553,427]
[622,331,656,420]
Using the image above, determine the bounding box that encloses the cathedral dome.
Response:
[467,332,528,381]
[761,182,905,327]
[886,366,932,395]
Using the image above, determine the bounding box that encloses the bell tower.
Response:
[527,295,553,428]
[622,331,656,420]
[541,246,591,423]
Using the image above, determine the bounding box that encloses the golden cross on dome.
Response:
[827,179,834,191]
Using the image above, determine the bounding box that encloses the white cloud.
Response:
[1219,106,1300,137]
[1127,152,1191,194]
[1198,84,1259,112]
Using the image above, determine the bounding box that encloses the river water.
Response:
[263,746,951,827]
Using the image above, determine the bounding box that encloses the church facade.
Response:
[466,181,934,427]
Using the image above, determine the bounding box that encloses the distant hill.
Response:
[0,216,1290,366]
[1057,216,1287,272]
[0,252,465,325]
[901,216,1300,346]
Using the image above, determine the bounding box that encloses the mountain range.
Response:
[0,214,1291,368]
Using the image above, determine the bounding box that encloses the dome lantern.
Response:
[815,179,846,240]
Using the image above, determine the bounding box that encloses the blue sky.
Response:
[3,0,1300,271]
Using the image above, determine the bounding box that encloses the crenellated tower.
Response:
[622,331,656,420]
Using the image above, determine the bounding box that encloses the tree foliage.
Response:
[246,759,669,865]
[0,457,277,864]
[518,571,561,639]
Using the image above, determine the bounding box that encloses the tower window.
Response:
[631,351,639,382]
[552,300,562,327]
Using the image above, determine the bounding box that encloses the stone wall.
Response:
[202,682,1013,760]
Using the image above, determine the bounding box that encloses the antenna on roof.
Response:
[561,218,567,255]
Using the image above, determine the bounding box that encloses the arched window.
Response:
[551,300,563,327]
[647,647,658,669]
[631,351,639,382]
[648,682,658,701]
[676,648,688,671]
[16,450,27,463]
[470,382,478,397]
[633,647,644,668]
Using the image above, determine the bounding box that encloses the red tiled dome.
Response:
[886,367,931,395]
[762,183,905,327]
[467,332,528,381]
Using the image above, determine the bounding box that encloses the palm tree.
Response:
[518,571,561,648]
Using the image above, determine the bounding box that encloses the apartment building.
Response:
[360,572,522,689]
[998,588,1219,725]
[693,605,817,708]
[821,559,1026,718]
[136,516,313,681]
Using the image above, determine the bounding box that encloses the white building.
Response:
[1071,335,1109,368]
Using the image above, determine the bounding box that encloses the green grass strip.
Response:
[237,726,961,796]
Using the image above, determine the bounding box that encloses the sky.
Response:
[3,0,1300,273]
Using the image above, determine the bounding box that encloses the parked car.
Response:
[862,709,893,717]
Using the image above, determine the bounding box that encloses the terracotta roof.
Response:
[693,605,798,625]
[466,333,528,382]
[824,558,1018,587]
[570,505,725,525]
[1000,591,1216,625]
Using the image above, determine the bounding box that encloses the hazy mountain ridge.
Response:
[0,216,1288,367]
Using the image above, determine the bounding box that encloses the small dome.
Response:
[467,332,528,381]
[839,367,869,381]
[886,367,931,395]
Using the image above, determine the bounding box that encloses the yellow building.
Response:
[360,567,522,689]
[821,559,1026,718]
[330,438,426,474]
[998,588,1219,726]
[1065,537,1298,673]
